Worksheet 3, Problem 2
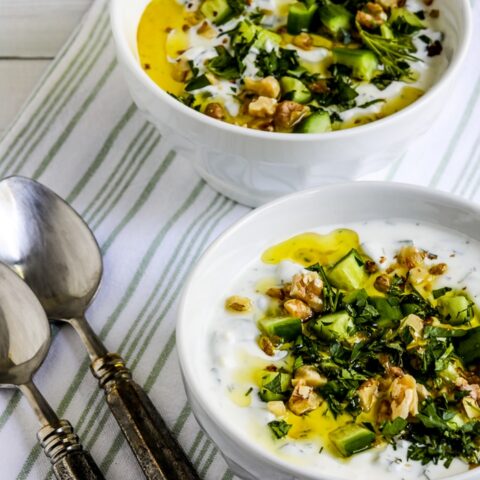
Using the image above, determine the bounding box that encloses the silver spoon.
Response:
[0,176,199,480]
[0,262,104,480]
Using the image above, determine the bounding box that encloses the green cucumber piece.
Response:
[234,20,281,48]
[312,311,354,341]
[318,3,352,38]
[287,3,318,35]
[329,424,375,457]
[456,327,480,365]
[258,316,302,340]
[280,77,312,104]
[295,111,332,133]
[332,48,378,81]
[437,295,473,326]
[259,371,291,401]
[389,7,425,35]
[327,249,368,291]
[200,0,233,25]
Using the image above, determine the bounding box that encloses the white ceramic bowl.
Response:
[177,181,480,480]
[110,1,472,206]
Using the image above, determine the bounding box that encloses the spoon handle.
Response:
[38,420,105,480]
[91,353,200,480]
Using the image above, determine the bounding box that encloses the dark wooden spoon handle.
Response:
[91,353,200,480]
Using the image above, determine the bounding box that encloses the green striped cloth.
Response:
[0,0,478,478]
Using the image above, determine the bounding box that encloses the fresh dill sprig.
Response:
[357,21,421,79]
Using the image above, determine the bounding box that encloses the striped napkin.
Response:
[0,1,479,478]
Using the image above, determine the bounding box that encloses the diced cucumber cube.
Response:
[295,111,332,133]
[332,48,378,81]
[327,249,368,291]
[329,424,375,457]
[258,316,302,340]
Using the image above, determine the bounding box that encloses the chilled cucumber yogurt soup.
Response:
[137,0,448,132]
[208,221,480,479]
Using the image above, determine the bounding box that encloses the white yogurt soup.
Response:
[206,219,480,480]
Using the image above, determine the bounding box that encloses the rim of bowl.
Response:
[177,181,480,480]
[111,0,473,142]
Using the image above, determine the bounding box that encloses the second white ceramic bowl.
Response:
[110,1,471,206]
[177,181,480,480]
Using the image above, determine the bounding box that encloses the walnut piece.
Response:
[244,77,281,99]
[389,374,419,420]
[374,0,398,9]
[225,295,252,312]
[248,96,278,118]
[274,101,310,130]
[293,365,327,388]
[171,59,191,82]
[205,103,225,120]
[292,32,313,50]
[288,381,322,415]
[397,245,425,269]
[356,3,388,28]
[284,299,312,320]
[197,21,217,38]
[429,263,448,275]
[358,378,380,412]
[374,274,391,293]
[289,271,324,312]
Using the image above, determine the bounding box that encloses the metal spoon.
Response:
[0,176,199,480]
[0,262,104,480]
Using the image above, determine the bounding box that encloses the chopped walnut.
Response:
[267,401,287,417]
[374,0,398,9]
[225,295,252,312]
[358,378,380,412]
[416,383,430,401]
[248,117,274,132]
[288,381,322,415]
[284,299,312,320]
[266,287,285,300]
[289,271,324,312]
[244,77,281,99]
[374,274,391,293]
[205,103,225,120]
[258,335,275,356]
[356,3,388,28]
[171,59,191,83]
[197,21,217,38]
[292,366,327,388]
[408,266,429,285]
[274,101,310,130]
[365,260,378,274]
[309,80,329,94]
[248,96,278,118]
[457,377,480,402]
[397,245,425,269]
[429,263,448,275]
[292,32,313,50]
[389,374,419,420]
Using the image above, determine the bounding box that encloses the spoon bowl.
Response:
[0,175,199,480]
[0,261,104,480]
[0,176,101,320]
[0,261,50,386]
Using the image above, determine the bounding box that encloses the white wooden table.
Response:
[0,0,93,136]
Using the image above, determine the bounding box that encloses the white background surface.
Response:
[0,0,93,135]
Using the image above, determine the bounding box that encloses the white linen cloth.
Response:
[0,0,479,478]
